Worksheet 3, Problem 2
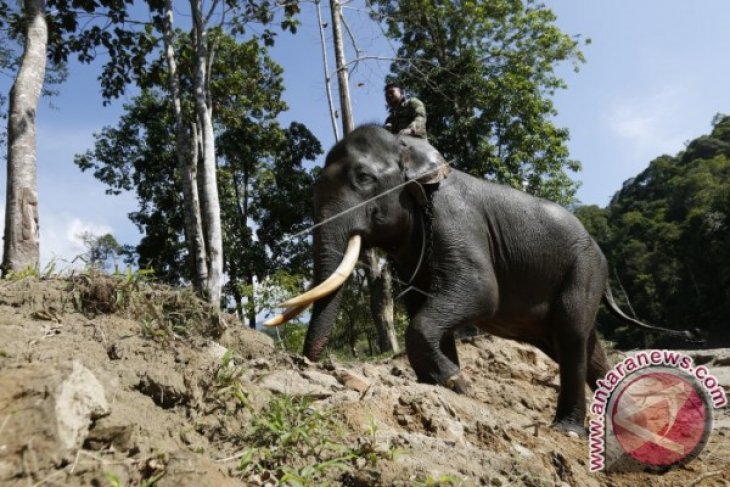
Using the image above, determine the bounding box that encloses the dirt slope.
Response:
[0,277,728,486]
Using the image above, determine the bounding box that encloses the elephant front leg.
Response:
[405,316,465,393]
[404,265,497,393]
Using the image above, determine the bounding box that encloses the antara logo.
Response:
[588,350,726,472]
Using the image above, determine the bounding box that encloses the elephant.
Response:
[266,124,691,434]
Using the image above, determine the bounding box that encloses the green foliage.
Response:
[575,115,730,347]
[104,468,164,487]
[276,321,308,353]
[573,205,612,244]
[42,1,300,104]
[0,0,69,157]
[370,0,585,205]
[75,90,189,283]
[4,265,40,281]
[78,232,126,271]
[104,472,124,487]
[213,350,252,409]
[415,474,464,487]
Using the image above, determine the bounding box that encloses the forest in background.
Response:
[576,114,730,349]
[0,0,727,357]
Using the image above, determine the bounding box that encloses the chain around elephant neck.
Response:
[423,185,436,278]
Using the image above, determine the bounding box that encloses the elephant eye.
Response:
[354,171,376,187]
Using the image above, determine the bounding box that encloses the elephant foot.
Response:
[552,418,587,438]
[445,373,468,394]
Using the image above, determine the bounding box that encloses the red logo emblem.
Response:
[610,370,711,467]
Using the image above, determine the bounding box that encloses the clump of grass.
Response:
[4,265,41,281]
[236,396,396,486]
[415,474,465,487]
[68,268,226,341]
[70,267,154,316]
[212,351,251,409]
[104,470,165,487]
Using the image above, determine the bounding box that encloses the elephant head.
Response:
[266,125,449,360]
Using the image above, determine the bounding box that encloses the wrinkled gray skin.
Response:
[304,125,618,434]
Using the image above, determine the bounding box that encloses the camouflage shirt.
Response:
[385,96,427,138]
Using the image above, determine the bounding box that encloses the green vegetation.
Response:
[236,395,396,486]
[371,0,587,205]
[213,350,252,409]
[415,474,465,486]
[575,114,730,348]
[3,265,41,281]
[104,470,164,487]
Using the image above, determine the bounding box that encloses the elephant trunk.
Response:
[303,227,353,361]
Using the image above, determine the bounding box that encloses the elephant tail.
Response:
[602,285,696,340]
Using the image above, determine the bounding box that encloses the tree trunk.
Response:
[315,0,340,141]
[189,122,207,282]
[190,0,223,307]
[330,0,354,134]
[161,0,207,291]
[2,0,47,276]
[365,250,399,354]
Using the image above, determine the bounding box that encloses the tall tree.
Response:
[0,0,149,275]
[189,0,223,305]
[160,0,207,293]
[2,0,47,275]
[370,0,585,205]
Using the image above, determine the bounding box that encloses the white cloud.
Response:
[42,214,114,270]
[0,203,115,271]
[605,84,691,161]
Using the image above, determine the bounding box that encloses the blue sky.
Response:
[1,0,729,266]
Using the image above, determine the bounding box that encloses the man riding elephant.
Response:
[384,82,428,139]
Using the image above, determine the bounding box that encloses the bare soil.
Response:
[0,277,727,486]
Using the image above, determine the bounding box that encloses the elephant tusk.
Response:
[263,303,309,328]
[278,234,361,309]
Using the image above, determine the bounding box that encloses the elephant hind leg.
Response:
[586,328,611,391]
[550,263,604,434]
[551,326,589,434]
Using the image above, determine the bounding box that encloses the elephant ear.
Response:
[399,137,450,206]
